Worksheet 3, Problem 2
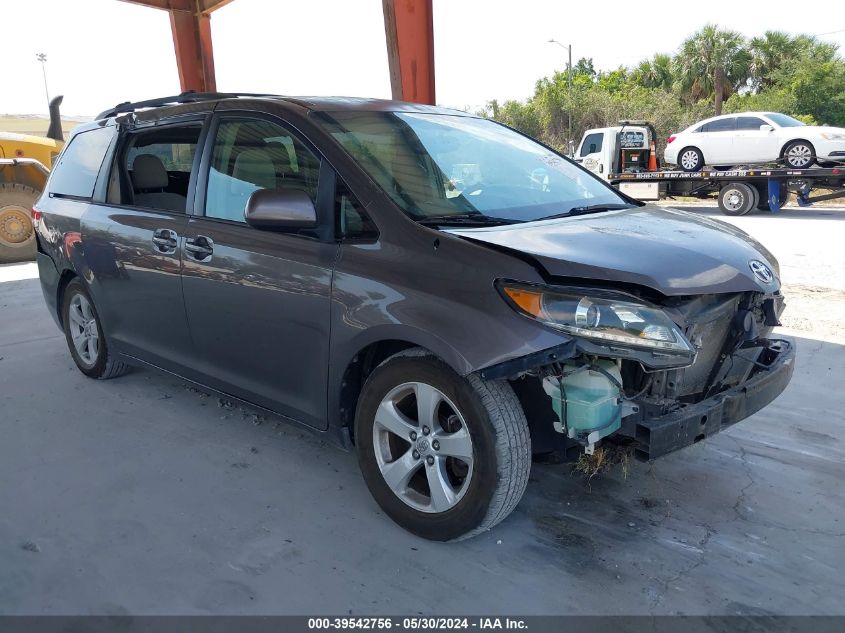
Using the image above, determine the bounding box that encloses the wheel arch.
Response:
[332,328,473,444]
[780,138,816,157]
[55,268,79,327]
[678,145,704,168]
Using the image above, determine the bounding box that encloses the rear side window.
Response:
[580,133,603,157]
[700,118,736,133]
[110,124,202,213]
[49,126,114,199]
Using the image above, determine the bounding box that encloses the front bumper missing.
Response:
[629,339,795,461]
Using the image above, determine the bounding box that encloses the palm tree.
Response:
[749,31,798,91]
[674,25,750,115]
[633,54,674,90]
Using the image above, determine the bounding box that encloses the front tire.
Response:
[678,147,704,172]
[783,141,816,169]
[62,279,130,379]
[355,349,530,541]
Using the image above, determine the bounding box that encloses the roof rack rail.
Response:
[96,91,279,120]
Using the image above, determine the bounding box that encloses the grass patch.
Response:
[573,444,633,485]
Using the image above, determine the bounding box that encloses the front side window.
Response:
[765,113,805,128]
[317,112,631,223]
[49,126,115,199]
[579,133,603,157]
[205,119,321,223]
[735,116,766,131]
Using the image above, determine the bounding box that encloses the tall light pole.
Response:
[36,53,50,111]
[548,39,573,154]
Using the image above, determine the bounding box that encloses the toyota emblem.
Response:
[749,260,774,284]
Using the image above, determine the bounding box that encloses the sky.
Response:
[3,0,844,117]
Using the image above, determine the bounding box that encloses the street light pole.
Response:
[548,39,573,154]
[36,53,49,111]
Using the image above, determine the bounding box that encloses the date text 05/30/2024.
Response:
[307,618,528,630]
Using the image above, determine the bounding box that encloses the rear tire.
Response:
[0,184,39,264]
[355,349,530,541]
[61,279,130,379]
[718,182,756,216]
[783,140,816,169]
[678,147,704,172]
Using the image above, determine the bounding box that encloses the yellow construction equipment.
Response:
[0,96,64,263]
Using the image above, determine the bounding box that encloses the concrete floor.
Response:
[1,206,843,615]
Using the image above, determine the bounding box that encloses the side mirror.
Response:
[245,188,317,230]
[760,124,774,132]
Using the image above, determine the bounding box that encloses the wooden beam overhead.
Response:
[118,0,439,102]
[118,0,233,15]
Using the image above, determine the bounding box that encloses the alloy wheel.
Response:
[68,294,100,367]
[373,382,474,513]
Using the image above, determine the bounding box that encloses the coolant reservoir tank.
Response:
[542,360,623,443]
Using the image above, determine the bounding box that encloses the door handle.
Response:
[152,228,178,254]
[185,235,214,262]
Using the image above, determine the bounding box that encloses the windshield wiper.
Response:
[416,213,516,227]
[538,203,634,221]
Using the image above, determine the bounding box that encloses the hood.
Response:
[800,125,845,135]
[447,206,781,296]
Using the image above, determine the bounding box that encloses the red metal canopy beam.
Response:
[382,0,435,104]
[119,0,233,93]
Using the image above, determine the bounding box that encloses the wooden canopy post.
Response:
[118,0,234,93]
[382,0,436,104]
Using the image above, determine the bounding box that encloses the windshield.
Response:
[317,111,631,223]
[766,113,806,128]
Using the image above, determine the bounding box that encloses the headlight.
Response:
[820,132,845,141]
[498,281,695,357]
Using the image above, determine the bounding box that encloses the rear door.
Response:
[180,113,337,429]
[698,117,737,164]
[81,117,205,370]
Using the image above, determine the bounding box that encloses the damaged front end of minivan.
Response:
[480,281,795,461]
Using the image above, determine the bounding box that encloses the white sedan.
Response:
[664,112,845,171]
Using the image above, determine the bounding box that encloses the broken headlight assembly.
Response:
[497,281,696,365]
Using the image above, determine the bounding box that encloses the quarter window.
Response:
[205,119,321,223]
[336,181,378,241]
[49,126,115,199]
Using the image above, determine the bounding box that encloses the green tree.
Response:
[632,54,674,90]
[674,24,750,115]
[573,57,596,79]
[776,46,845,125]
[748,31,799,91]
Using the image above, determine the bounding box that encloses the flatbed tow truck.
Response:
[575,121,845,215]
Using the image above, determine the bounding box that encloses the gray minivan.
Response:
[35,93,794,540]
